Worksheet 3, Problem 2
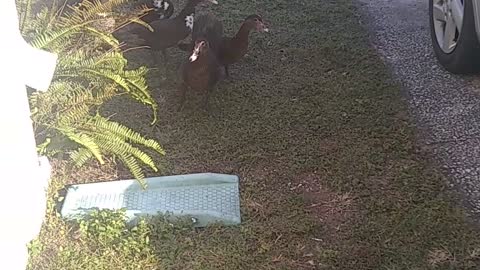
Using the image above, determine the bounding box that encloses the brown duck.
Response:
[179,14,223,111]
[218,14,268,77]
[178,14,268,77]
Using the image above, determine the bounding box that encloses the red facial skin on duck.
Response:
[254,17,269,33]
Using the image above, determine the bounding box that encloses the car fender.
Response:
[472,0,480,42]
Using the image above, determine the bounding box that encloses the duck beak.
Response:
[189,48,200,62]
[258,23,269,33]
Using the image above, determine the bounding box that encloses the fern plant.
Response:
[19,0,164,184]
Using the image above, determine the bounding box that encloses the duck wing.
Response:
[137,18,190,50]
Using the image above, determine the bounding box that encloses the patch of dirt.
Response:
[427,248,454,267]
[292,172,356,244]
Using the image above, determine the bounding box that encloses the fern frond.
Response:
[60,129,104,165]
[26,0,162,182]
[93,116,165,155]
[55,50,124,74]
[93,51,128,70]
[84,68,132,90]
[18,0,33,34]
[70,147,95,167]
[123,67,158,124]
[53,53,157,123]
[57,104,91,126]
[30,21,93,49]
[91,85,119,103]
[121,16,154,32]
[124,67,152,100]
[93,133,158,172]
[59,0,129,27]
[30,81,101,126]
[36,137,51,155]
[118,154,146,187]
[55,49,97,69]
[84,26,120,48]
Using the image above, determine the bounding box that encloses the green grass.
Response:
[29,0,480,269]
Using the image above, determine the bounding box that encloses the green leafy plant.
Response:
[77,209,152,251]
[52,209,158,269]
[18,0,163,183]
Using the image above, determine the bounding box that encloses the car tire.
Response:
[429,0,480,74]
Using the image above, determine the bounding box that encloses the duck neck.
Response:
[191,50,212,66]
[177,0,197,19]
[232,23,253,45]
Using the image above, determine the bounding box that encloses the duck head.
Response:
[189,39,210,62]
[244,14,269,33]
[152,0,174,19]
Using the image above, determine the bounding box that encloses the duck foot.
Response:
[177,104,185,112]
[222,66,234,82]
[225,65,230,78]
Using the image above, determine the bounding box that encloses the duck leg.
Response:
[151,50,165,80]
[162,49,168,64]
[204,83,216,112]
[162,49,170,78]
[203,90,210,112]
[224,65,230,78]
[177,82,188,112]
[151,50,160,67]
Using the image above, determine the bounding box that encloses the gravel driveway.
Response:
[358,0,480,217]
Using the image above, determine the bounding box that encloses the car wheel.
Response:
[429,0,480,74]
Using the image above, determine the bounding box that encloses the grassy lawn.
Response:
[29,0,480,269]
